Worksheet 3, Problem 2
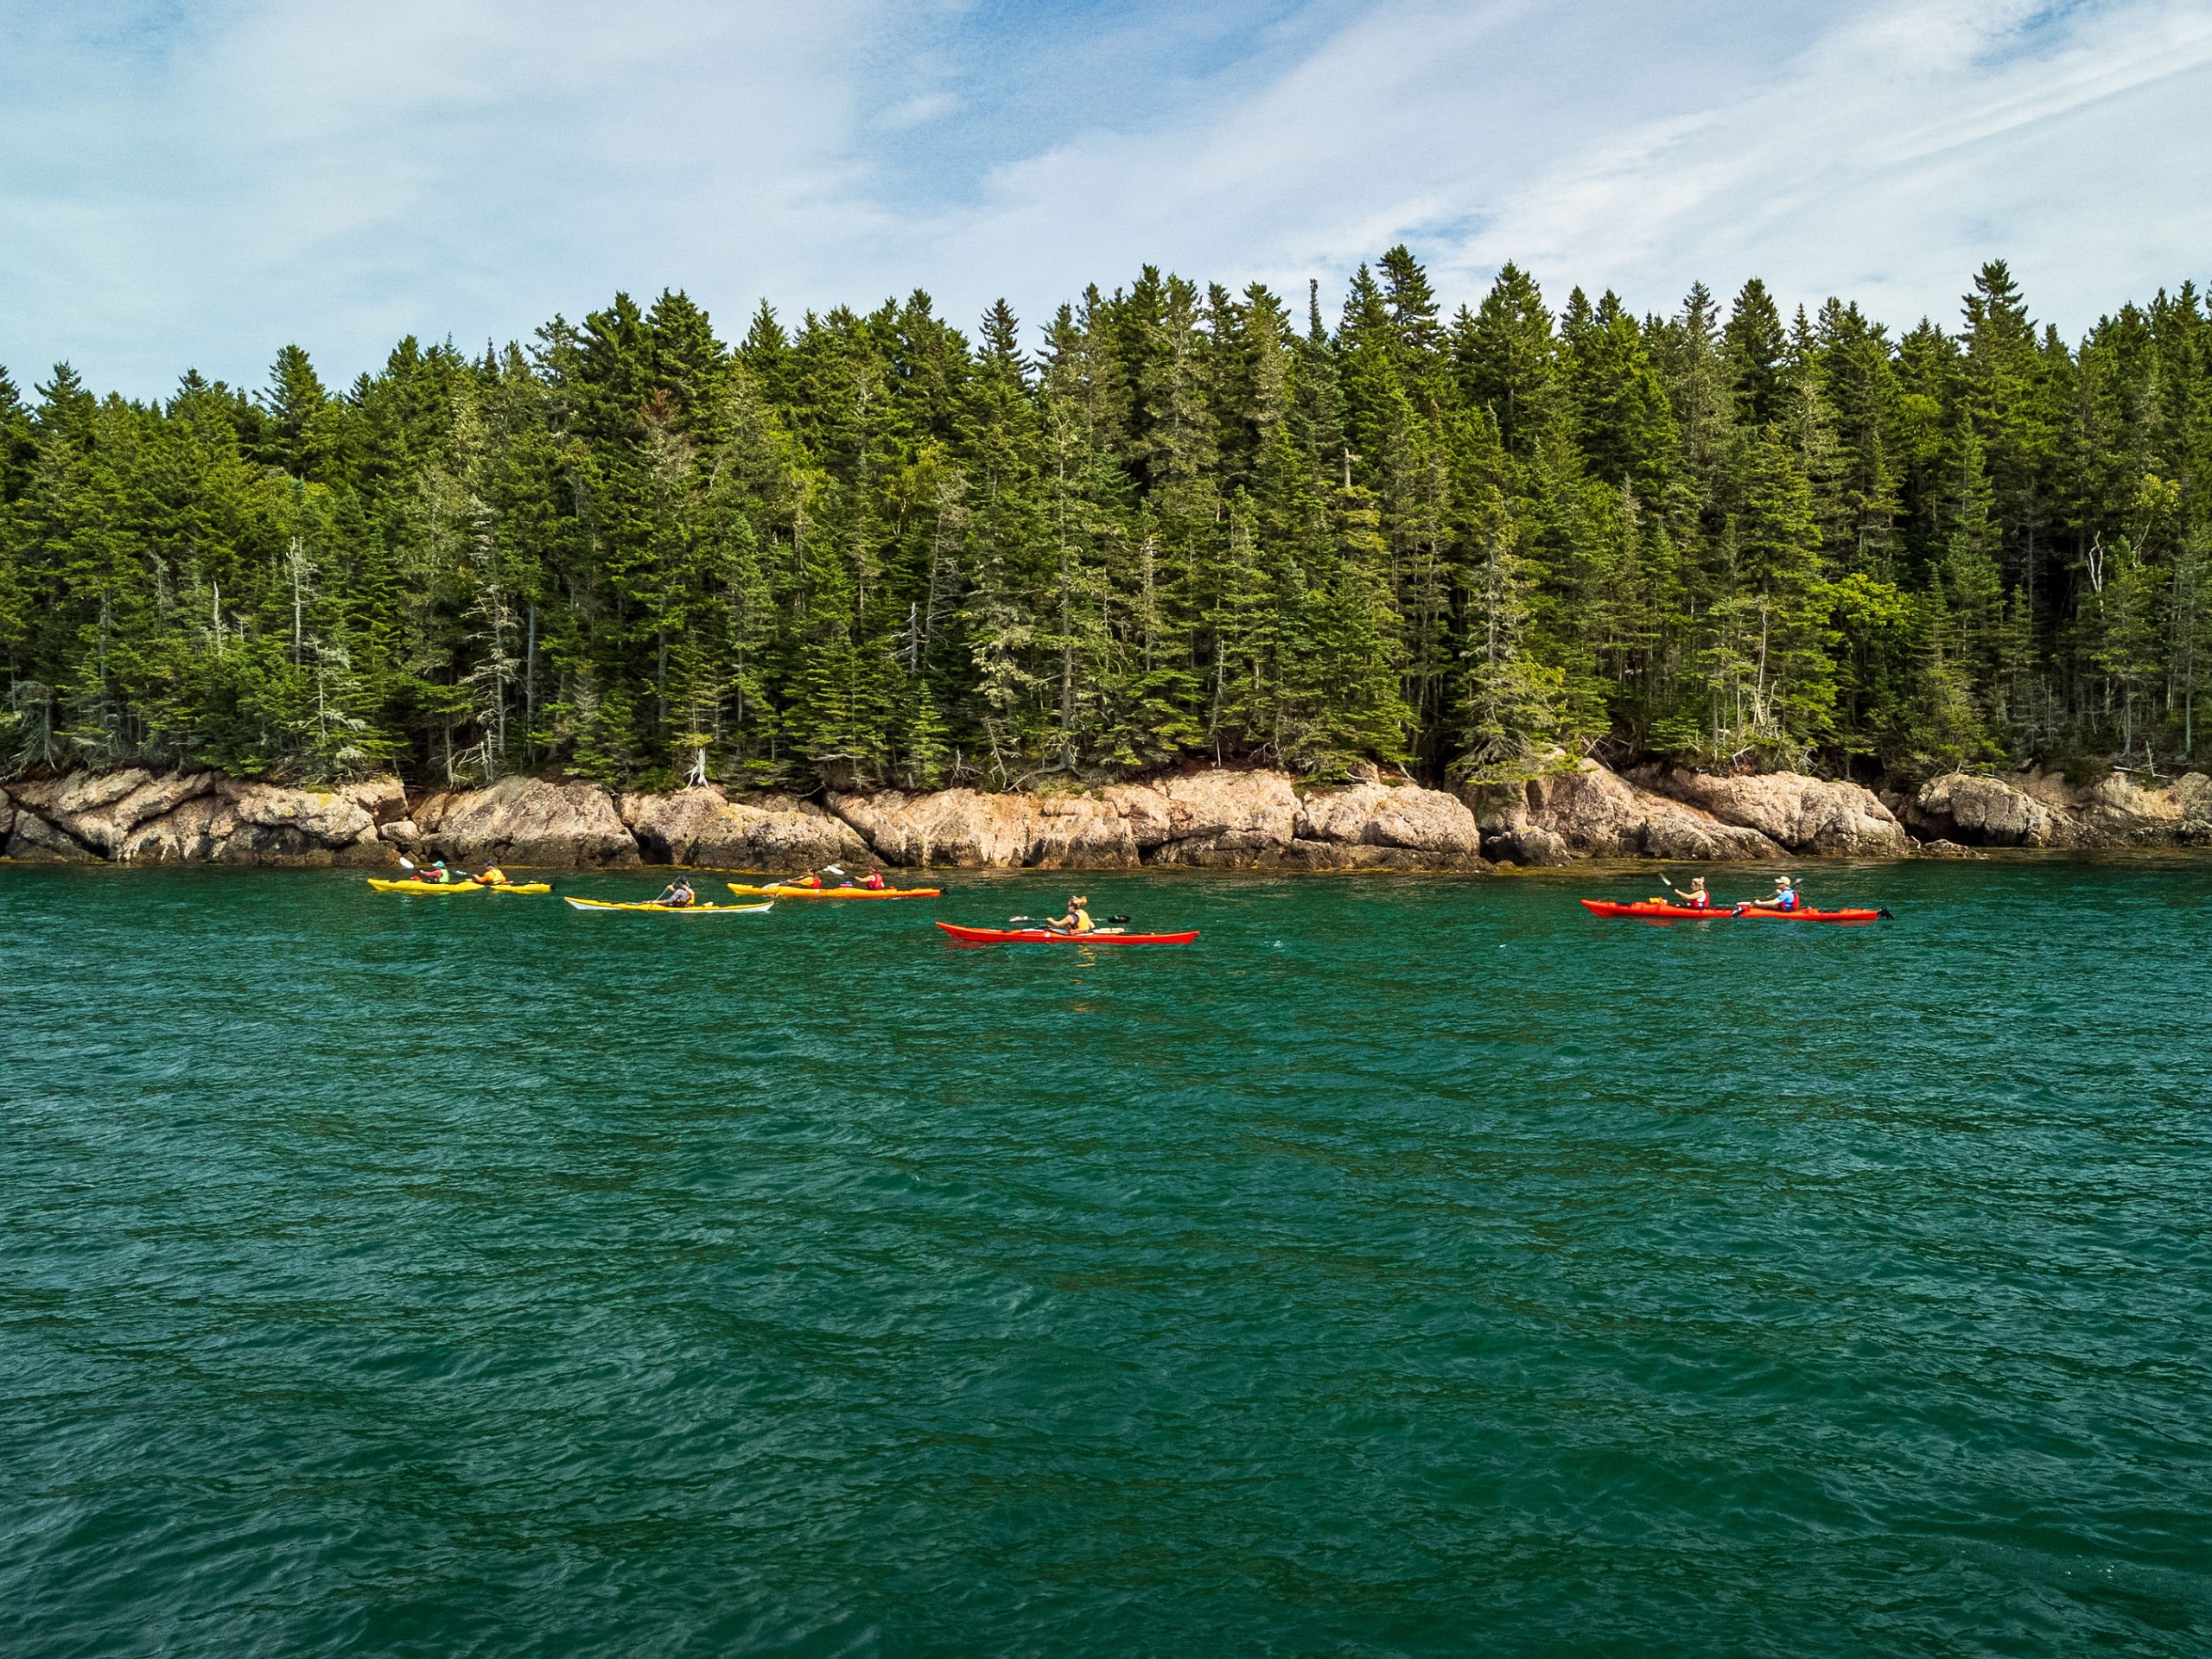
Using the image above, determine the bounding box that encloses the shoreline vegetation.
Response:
[5,251,2212,869]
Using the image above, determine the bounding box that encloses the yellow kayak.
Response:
[564,897,772,914]
[365,878,550,895]
[727,882,941,899]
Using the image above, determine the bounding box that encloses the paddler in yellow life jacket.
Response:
[475,864,512,887]
[1050,894,1096,934]
[423,859,454,884]
[653,875,696,908]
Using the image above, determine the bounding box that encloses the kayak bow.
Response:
[1580,899,1888,923]
[728,882,941,899]
[564,897,773,914]
[935,921,1198,945]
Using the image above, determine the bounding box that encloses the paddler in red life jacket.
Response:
[1662,875,1713,909]
[792,869,823,890]
[861,868,886,890]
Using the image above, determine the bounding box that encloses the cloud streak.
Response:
[1,1,2202,399]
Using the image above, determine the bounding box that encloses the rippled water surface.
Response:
[4,858,2211,1656]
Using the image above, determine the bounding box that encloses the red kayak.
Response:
[935,921,1200,945]
[1581,899,1888,924]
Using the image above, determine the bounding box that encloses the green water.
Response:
[3,859,2210,1656]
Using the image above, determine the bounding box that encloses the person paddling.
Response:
[1749,875,1802,912]
[1662,874,1713,910]
[792,869,823,890]
[654,875,696,908]
[1049,894,1096,935]
[423,859,454,885]
[861,868,886,891]
[476,863,511,888]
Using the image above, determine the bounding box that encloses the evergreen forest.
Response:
[3,251,2209,794]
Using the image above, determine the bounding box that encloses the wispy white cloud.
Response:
[943,0,2212,334]
[1441,0,2212,328]
[0,1,899,392]
[0,1,2202,400]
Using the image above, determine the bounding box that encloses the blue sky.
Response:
[4,0,2210,400]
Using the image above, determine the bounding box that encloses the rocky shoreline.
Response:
[3,761,2208,872]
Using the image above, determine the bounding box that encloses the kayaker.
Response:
[792,870,823,890]
[424,860,453,885]
[861,868,887,891]
[476,864,511,887]
[654,875,696,908]
[1662,875,1713,909]
[1050,894,1096,934]
[1752,875,1802,912]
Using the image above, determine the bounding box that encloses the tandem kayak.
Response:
[365,878,552,894]
[727,882,941,899]
[935,921,1198,945]
[563,897,772,914]
[1580,899,1889,923]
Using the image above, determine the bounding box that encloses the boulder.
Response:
[5,810,98,862]
[338,776,410,825]
[9,769,214,857]
[2177,772,2212,839]
[1914,839,1986,859]
[1136,771,1302,867]
[1026,795,1141,869]
[1295,782,1483,857]
[10,769,154,818]
[1099,784,1178,851]
[414,776,639,868]
[379,819,421,846]
[1157,770,1300,844]
[1279,840,1440,871]
[829,788,1035,868]
[825,771,1480,869]
[1477,761,1783,861]
[220,781,378,845]
[2069,771,2201,845]
[1637,767,1909,855]
[1482,826,1573,867]
[0,770,408,865]
[1913,773,2059,848]
[117,794,227,863]
[621,787,872,871]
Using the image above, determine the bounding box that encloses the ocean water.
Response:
[3,858,2209,1656]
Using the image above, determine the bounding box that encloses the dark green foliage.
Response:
[5,259,2210,790]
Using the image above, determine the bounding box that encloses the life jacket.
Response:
[1775,888,1798,910]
